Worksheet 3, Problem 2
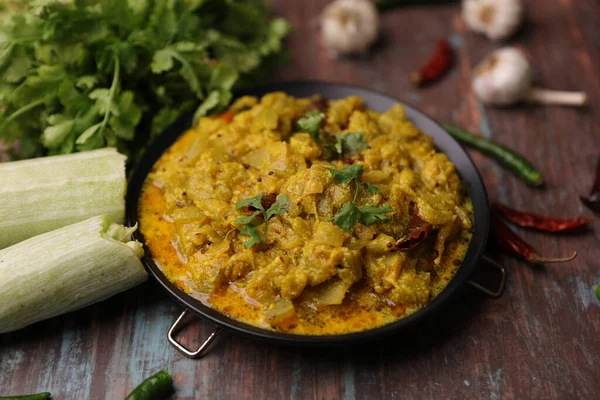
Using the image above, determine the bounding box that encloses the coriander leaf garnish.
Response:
[328,164,363,185]
[235,211,261,226]
[239,224,263,249]
[298,110,325,143]
[357,204,392,225]
[265,194,289,220]
[330,203,392,232]
[332,132,368,157]
[362,182,382,195]
[327,164,391,232]
[235,194,289,249]
[236,195,265,211]
[330,203,361,232]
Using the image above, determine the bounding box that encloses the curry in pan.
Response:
[138,93,473,335]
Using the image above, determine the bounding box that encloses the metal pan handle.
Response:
[168,310,223,359]
[468,255,506,298]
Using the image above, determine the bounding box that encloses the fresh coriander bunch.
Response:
[0,0,291,160]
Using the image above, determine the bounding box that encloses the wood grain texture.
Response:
[1,1,599,399]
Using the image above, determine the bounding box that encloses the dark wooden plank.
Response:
[1,0,599,399]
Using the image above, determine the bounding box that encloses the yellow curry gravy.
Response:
[139,93,474,335]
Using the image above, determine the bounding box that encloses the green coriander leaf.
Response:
[330,203,361,232]
[362,182,382,195]
[115,42,138,75]
[36,43,87,67]
[77,125,106,151]
[76,75,97,90]
[109,116,135,140]
[333,139,343,155]
[89,88,119,116]
[75,122,101,145]
[328,164,363,185]
[298,110,324,143]
[148,1,178,46]
[174,41,208,53]
[235,211,261,226]
[258,18,292,55]
[265,194,289,220]
[337,132,368,156]
[0,43,15,71]
[239,224,262,249]
[236,194,265,212]
[193,90,221,121]
[151,48,175,74]
[116,91,142,124]
[357,204,392,226]
[595,284,600,301]
[173,51,203,97]
[2,46,31,83]
[42,114,74,147]
[126,0,150,16]
[7,14,43,43]
[209,64,238,91]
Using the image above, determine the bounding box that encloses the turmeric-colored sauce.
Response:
[139,93,473,335]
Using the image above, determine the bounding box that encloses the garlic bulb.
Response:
[463,0,524,41]
[473,47,587,107]
[320,0,379,57]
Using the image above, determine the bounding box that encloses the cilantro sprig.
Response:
[0,1,291,160]
[297,110,324,143]
[327,164,391,232]
[330,132,368,158]
[235,194,289,249]
[297,111,368,159]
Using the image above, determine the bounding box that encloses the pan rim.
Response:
[126,80,490,345]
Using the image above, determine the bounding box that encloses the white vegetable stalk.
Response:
[473,47,588,107]
[463,0,524,41]
[0,148,126,248]
[320,0,379,57]
[0,215,147,334]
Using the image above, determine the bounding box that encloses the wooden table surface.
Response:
[2,1,599,399]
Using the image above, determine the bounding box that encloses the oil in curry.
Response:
[138,93,474,335]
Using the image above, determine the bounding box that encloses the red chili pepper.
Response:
[580,157,600,212]
[493,202,593,233]
[410,39,453,87]
[397,212,432,251]
[491,213,577,264]
[217,111,235,123]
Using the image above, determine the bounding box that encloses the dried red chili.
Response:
[493,202,593,233]
[217,111,235,123]
[410,39,453,87]
[580,157,600,212]
[491,213,577,264]
[397,212,432,251]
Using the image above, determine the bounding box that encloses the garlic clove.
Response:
[473,47,532,105]
[463,0,524,41]
[321,0,379,57]
[473,47,588,107]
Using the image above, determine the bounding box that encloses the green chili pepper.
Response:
[125,370,173,400]
[0,393,51,400]
[443,124,544,187]
[376,0,458,11]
